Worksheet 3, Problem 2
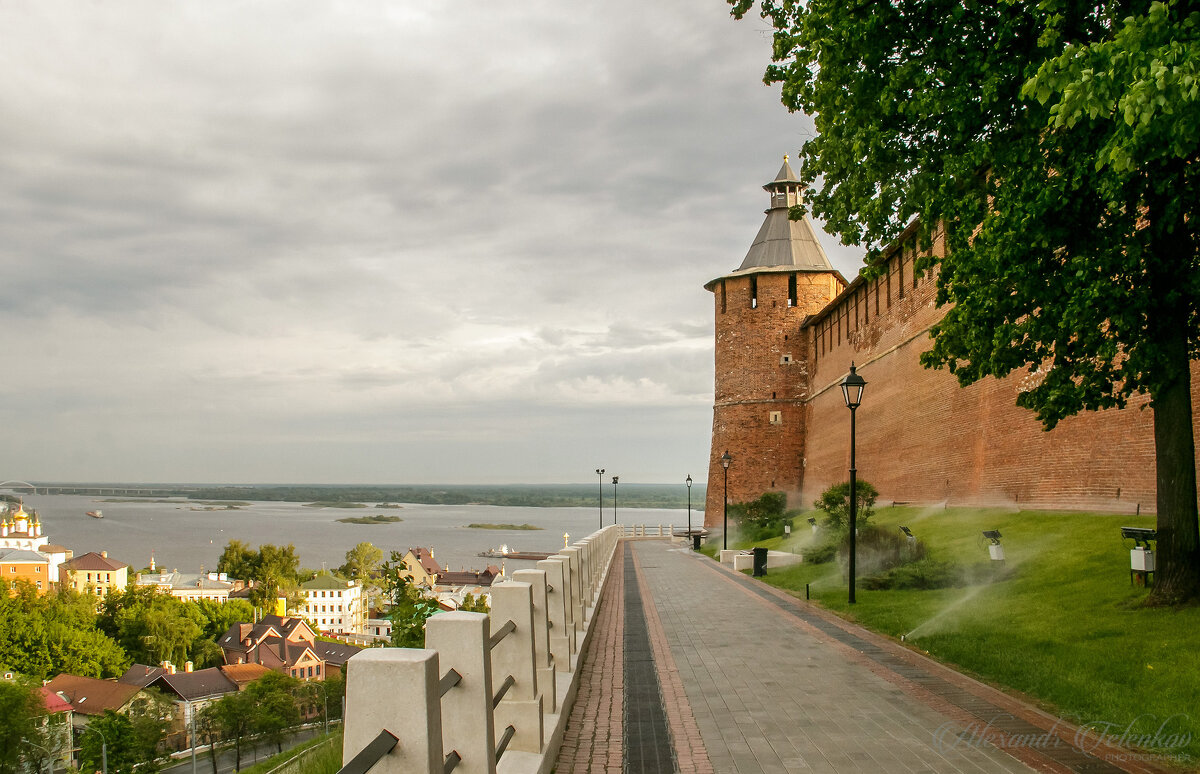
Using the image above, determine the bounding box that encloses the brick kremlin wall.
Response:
[798,227,1200,514]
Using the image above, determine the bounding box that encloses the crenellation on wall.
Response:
[708,163,1200,524]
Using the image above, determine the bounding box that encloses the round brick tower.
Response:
[704,158,845,524]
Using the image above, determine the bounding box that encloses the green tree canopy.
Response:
[217,541,302,609]
[0,584,126,679]
[382,551,441,648]
[202,690,255,771]
[97,587,205,669]
[732,0,1200,602]
[814,481,880,530]
[80,711,141,774]
[0,679,43,774]
[245,672,301,754]
[340,542,384,582]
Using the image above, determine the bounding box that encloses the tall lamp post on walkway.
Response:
[611,476,619,525]
[720,451,732,550]
[841,363,867,604]
[685,474,693,546]
[595,468,605,529]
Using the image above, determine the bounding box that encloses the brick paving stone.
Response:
[559,540,1173,774]
[631,541,1033,774]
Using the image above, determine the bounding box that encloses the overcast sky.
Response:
[0,1,864,486]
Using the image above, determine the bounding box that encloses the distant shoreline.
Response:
[18,483,708,511]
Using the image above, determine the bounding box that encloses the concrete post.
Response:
[537,558,574,668]
[425,612,496,774]
[342,649,441,774]
[577,539,593,607]
[511,569,556,713]
[489,581,544,755]
[559,547,585,634]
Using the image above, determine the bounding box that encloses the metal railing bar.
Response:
[495,725,516,763]
[489,619,516,649]
[439,669,462,697]
[492,674,515,709]
[334,729,398,774]
[443,750,461,774]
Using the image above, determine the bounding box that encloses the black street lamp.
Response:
[685,474,693,547]
[595,468,605,529]
[720,451,732,550]
[841,362,867,604]
[611,476,619,524]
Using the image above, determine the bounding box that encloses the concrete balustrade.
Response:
[341,523,661,774]
[425,612,495,774]
[511,569,556,713]
[536,558,574,670]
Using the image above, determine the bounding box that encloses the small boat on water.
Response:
[478,544,552,561]
[86,510,103,519]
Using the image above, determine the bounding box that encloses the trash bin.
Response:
[752,546,768,577]
[692,533,702,551]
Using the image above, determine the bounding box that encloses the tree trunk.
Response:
[1147,179,1200,605]
[1149,345,1200,604]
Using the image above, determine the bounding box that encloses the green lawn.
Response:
[728,506,1199,766]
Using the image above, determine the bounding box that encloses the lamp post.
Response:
[90,726,108,774]
[595,468,605,530]
[188,700,197,774]
[720,451,732,550]
[840,363,867,604]
[311,681,330,736]
[22,737,53,774]
[685,474,693,546]
[611,476,619,524]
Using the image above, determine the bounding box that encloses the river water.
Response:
[8,492,691,576]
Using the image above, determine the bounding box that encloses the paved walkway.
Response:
[556,540,1168,774]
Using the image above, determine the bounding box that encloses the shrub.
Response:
[814,480,879,529]
[837,524,920,576]
[803,538,840,564]
[728,491,789,541]
[860,558,1014,590]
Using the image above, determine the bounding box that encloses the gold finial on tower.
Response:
[784,153,789,162]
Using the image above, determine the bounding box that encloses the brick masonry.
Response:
[707,226,1200,522]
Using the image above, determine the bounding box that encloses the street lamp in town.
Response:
[720,451,732,550]
[611,476,619,524]
[685,474,693,547]
[89,726,108,774]
[841,363,867,604]
[595,468,605,529]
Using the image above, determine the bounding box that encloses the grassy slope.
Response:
[735,506,1198,764]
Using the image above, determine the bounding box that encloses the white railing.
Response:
[342,523,664,774]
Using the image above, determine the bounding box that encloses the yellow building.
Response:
[400,547,441,588]
[0,548,52,593]
[60,551,129,599]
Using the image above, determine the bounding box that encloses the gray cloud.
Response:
[0,0,863,484]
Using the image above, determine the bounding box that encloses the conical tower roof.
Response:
[737,157,832,272]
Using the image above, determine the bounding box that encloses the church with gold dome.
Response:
[0,499,72,590]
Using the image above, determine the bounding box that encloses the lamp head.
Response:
[686,474,692,488]
[841,363,867,409]
[596,468,604,475]
[720,450,732,469]
[612,476,619,485]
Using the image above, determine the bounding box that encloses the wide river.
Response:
[10,493,694,576]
